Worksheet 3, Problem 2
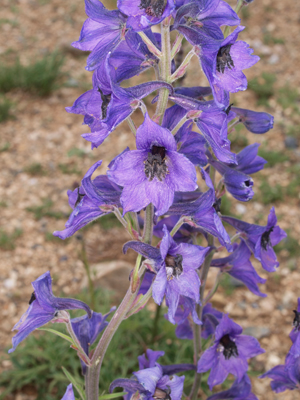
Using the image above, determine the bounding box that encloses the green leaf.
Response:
[37,328,75,345]
[99,392,127,400]
[61,367,85,400]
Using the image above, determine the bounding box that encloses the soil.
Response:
[0,0,300,399]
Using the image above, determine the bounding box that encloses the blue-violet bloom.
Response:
[9,271,92,353]
[108,113,198,216]
[61,384,75,400]
[207,374,258,400]
[197,314,265,389]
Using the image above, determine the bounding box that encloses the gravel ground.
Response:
[0,0,300,399]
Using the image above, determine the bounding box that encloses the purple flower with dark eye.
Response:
[211,241,267,297]
[67,56,173,149]
[222,207,287,272]
[71,307,115,374]
[53,161,121,239]
[197,314,265,390]
[110,364,185,400]
[260,355,300,393]
[72,0,127,71]
[118,0,175,31]
[198,26,259,107]
[61,384,75,400]
[9,271,92,353]
[207,374,258,400]
[231,107,274,134]
[108,113,198,216]
[123,225,209,323]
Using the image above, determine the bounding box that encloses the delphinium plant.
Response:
[9,0,298,398]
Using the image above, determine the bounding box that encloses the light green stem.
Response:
[224,0,245,37]
[143,203,154,245]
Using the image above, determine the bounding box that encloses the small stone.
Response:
[235,204,247,215]
[268,54,279,64]
[285,136,298,149]
[244,326,271,339]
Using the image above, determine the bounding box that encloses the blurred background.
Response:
[0,0,299,399]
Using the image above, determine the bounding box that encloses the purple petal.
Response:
[153,266,168,305]
[134,365,163,394]
[61,384,75,400]
[123,241,162,264]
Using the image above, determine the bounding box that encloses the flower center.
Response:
[219,334,239,360]
[260,227,274,251]
[144,145,168,182]
[29,292,36,305]
[153,388,171,400]
[75,188,85,208]
[98,87,111,119]
[139,0,166,17]
[165,254,183,280]
[216,45,234,74]
[293,310,300,331]
[213,198,222,213]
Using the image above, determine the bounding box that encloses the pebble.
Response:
[268,53,279,64]
[284,136,298,149]
[244,326,271,339]
[235,204,247,215]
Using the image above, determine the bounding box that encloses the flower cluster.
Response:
[9,0,290,399]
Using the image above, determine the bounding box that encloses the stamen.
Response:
[260,227,274,251]
[219,334,239,360]
[139,0,165,17]
[293,310,300,331]
[29,292,36,305]
[98,88,111,119]
[216,45,234,74]
[144,145,168,182]
[165,254,183,280]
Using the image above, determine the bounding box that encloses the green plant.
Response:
[263,33,285,45]
[277,85,299,111]
[0,96,14,122]
[26,199,64,220]
[258,148,289,167]
[24,163,47,176]
[0,142,11,152]
[286,178,300,198]
[0,52,65,96]
[259,179,284,205]
[58,163,81,175]
[274,232,300,258]
[248,73,276,106]
[67,147,87,158]
[0,228,22,250]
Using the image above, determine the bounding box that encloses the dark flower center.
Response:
[219,334,239,360]
[216,45,234,74]
[29,292,36,305]
[139,0,166,17]
[260,227,274,251]
[98,87,111,119]
[165,254,183,280]
[244,179,252,187]
[225,103,234,115]
[213,198,222,213]
[75,188,85,208]
[144,145,168,182]
[293,310,300,331]
[153,387,171,400]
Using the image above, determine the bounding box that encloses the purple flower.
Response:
[260,356,300,393]
[222,207,287,272]
[231,107,274,134]
[197,314,265,389]
[207,152,254,202]
[202,303,223,339]
[169,168,232,250]
[72,0,127,71]
[53,161,121,239]
[211,241,267,297]
[110,364,185,400]
[9,271,92,353]
[108,113,198,216]
[207,374,258,400]
[71,307,115,373]
[124,225,209,323]
[198,26,259,107]
[118,0,175,31]
[67,57,173,149]
[61,384,75,400]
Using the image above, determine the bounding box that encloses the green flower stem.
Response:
[80,238,96,310]
[224,0,245,37]
[171,33,184,59]
[171,115,189,136]
[170,48,195,82]
[138,31,162,58]
[86,259,145,400]
[155,18,172,125]
[143,203,154,245]
[127,116,137,136]
[170,216,191,237]
[204,270,222,305]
